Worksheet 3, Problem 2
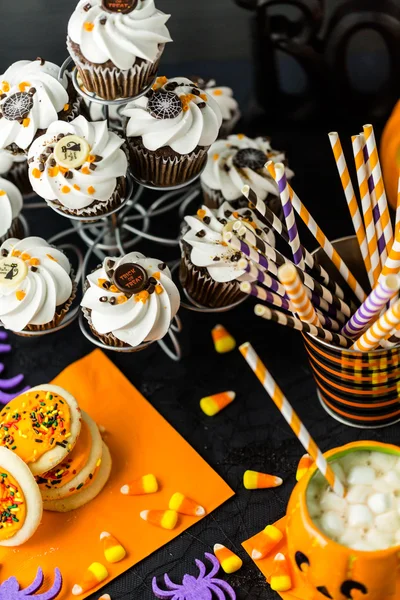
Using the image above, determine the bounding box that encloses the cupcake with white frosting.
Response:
[0,58,80,155]
[81,252,180,349]
[67,0,171,101]
[0,237,76,333]
[180,202,274,308]
[0,178,24,244]
[123,76,222,187]
[0,150,32,196]
[28,115,128,218]
[191,77,240,138]
[201,134,294,211]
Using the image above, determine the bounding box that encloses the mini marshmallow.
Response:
[347,466,376,486]
[369,452,397,473]
[395,529,400,545]
[346,485,370,505]
[338,528,363,549]
[340,452,370,474]
[368,493,392,515]
[383,471,400,490]
[320,491,347,514]
[331,462,346,484]
[394,458,400,473]
[320,511,345,538]
[365,528,393,550]
[372,477,394,494]
[307,499,321,519]
[348,504,373,528]
[375,510,400,533]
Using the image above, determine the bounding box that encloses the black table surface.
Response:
[6,120,400,600]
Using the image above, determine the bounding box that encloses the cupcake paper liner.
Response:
[218,108,241,139]
[48,176,126,218]
[179,255,245,309]
[128,141,208,187]
[67,38,164,101]
[4,161,32,196]
[0,217,24,246]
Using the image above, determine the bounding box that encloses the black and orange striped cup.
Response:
[303,236,400,428]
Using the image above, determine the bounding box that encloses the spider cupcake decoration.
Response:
[152,553,236,600]
[0,330,29,404]
[0,568,62,600]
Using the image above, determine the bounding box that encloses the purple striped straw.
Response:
[341,274,400,338]
[275,163,305,268]
[240,281,291,310]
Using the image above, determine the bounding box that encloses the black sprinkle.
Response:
[38,163,44,172]
[224,210,232,218]
[30,266,38,272]
[64,171,73,179]
[191,87,201,96]
[89,163,97,171]
[102,281,110,289]
[164,81,179,91]
[196,230,206,238]
[158,262,166,270]
[99,296,108,303]
[148,277,158,286]
[147,284,155,295]
[197,102,206,109]
[1,250,8,257]
[56,134,65,141]
[213,256,221,261]
[100,17,107,24]
[203,216,211,225]
[109,297,116,305]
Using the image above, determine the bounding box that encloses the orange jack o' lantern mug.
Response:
[286,440,400,600]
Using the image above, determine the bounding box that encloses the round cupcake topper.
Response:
[233,148,267,171]
[101,0,138,13]
[2,92,33,121]
[148,91,183,120]
[0,257,28,288]
[54,135,90,169]
[113,263,148,294]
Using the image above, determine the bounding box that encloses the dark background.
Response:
[2,1,400,599]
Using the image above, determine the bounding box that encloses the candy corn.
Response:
[98,596,111,600]
[243,470,283,490]
[270,553,292,592]
[100,531,126,563]
[72,562,109,596]
[214,543,243,574]
[140,509,178,530]
[200,391,236,416]
[250,525,283,560]
[120,473,159,496]
[169,492,206,516]
[296,454,314,482]
[212,324,236,353]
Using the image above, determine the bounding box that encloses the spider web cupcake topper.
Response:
[233,148,267,171]
[2,93,33,122]
[148,91,183,120]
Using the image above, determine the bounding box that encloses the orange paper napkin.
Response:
[0,349,234,598]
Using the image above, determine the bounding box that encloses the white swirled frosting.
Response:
[123,76,222,154]
[199,79,239,122]
[68,0,171,70]
[0,150,27,176]
[0,178,23,238]
[81,252,180,347]
[0,237,73,332]
[28,115,127,213]
[201,134,294,201]
[182,202,275,283]
[0,60,71,152]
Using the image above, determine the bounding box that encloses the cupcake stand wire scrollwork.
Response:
[16,58,245,361]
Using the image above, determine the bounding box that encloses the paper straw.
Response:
[254,305,350,347]
[239,342,346,497]
[352,299,400,352]
[240,281,291,310]
[352,135,379,286]
[275,162,304,268]
[342,275,400,338]
[266,161,366,303]
[242,184,346,301]
[329,132,370,279]
[363,124,393,267]
[278,263,321,326]
[379,174,400,282]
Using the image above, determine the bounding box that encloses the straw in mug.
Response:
[342,275,400,339]
[266,161,367,303]
[274,162,305,268]
[239,342,346,497]
[278,263,321,327]
[351,299,400,352]
[254,305,350,347]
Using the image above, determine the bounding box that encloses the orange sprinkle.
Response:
[0,190,5,196]
[11,250,21,257]
[98,279,108,288]
[18,82,30,92]
[32,168,42,179]
[59,166,69,174]
[152,272,160,280]
[220,241,228,247]
[87,155,96,163]
[237,134,245,139]
[46,254,57,262]
[155,285,163,295]
[29,258,40,266]
[152,76,168,90]
[61,186,71,194]
[200,94,208,102]
[22,118,30,128]
[117,295,128,304]
[183,105,190,112]
[48,167,59,178]
[73,184,81,191]
[81,167,91,175]
[16,291,26,301]
[2,81,10,92]
[109,285,118,293]
[232,211,239,219]
[64,103,70,112]
[87,186,96,195]
[213,89,223,96]
[20,253,31,261]
[135,290,150,303]
[84,22,95,31]
[213,154,219,161]
[197,209,206,219]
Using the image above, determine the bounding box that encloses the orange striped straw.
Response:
[379,172,400,282]
[278,263,321,327]
[352,134,379,286]
[352,299,400,352]
[266,161,366,303]
[363,124,393,268]
[328,132,370,280]
[239,342,345,497]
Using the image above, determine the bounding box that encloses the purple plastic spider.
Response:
[152,552,236,600]
[0,568,62,600]
[0,330,29,404]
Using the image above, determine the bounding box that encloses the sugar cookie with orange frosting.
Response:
[0,384,82,477]
[0,446,43,546]
[43,442,112,512]
[37,410,102,502]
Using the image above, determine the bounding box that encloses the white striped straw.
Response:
[274,162,305,268]
[352,299,400,352]
[240,281,291,310]
[239,342,346,497]
[278,263,321,327]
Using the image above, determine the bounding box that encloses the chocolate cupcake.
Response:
[201,134,294,211]
[81,252,180,349]
[0,150,32,197]
[123,76,223,187]
[28,115,128,218]
[0,237,77,333]
[0,58,80,155]
[191,77,240,138]
[0,178,24,245]
[67,0,171,101]
[180,202,274,309]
